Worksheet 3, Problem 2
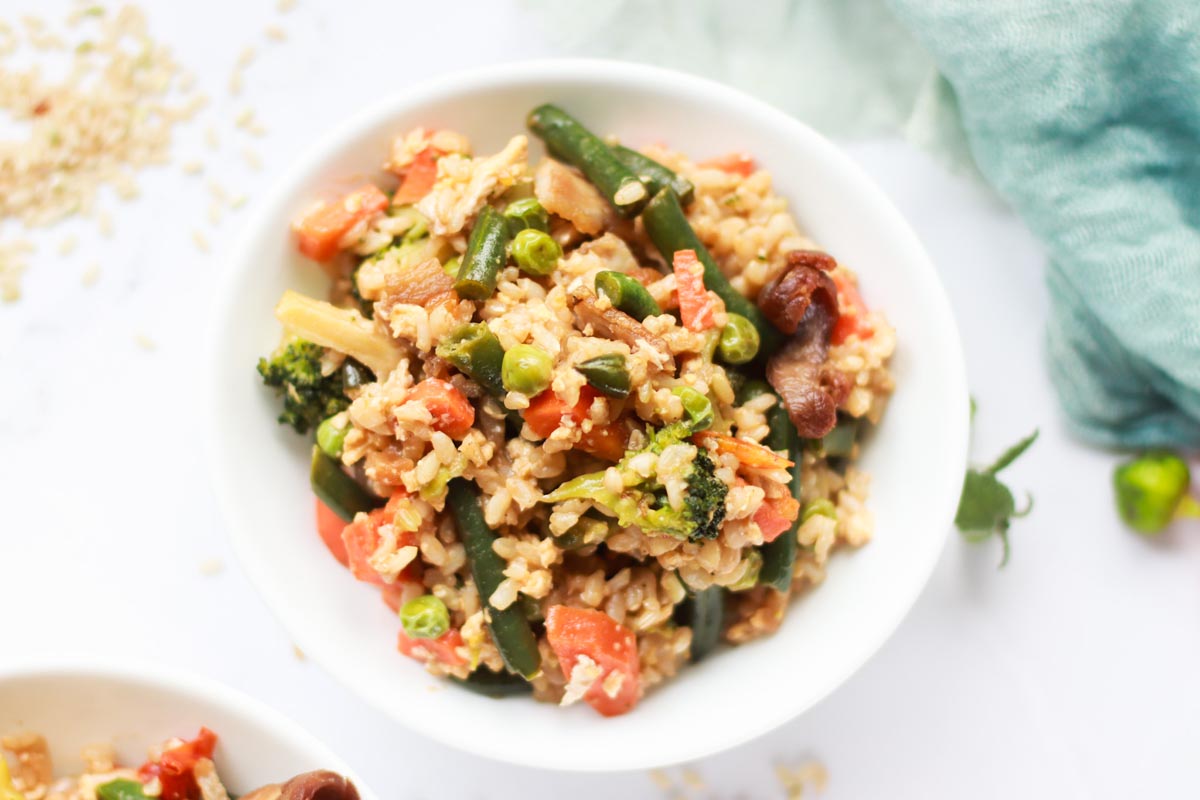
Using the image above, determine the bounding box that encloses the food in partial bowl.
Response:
[0,665,376,800]
[0,728,357,800]
[256,103,895,716]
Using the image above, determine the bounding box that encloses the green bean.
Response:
[436,323,506,398]
[575,353,631,398]
[454,205,509,300]
[510,228,561,277]
[611,144,695,205]
[96,780,153,800]
[451,668,533,698]
[527,104,649,217]
[501,343,554,395]
[673,386,714,432]
[595,270,661,321]
[341,358,370,388]
[759,393,802,592]
[717,313,761,365]
[821,417,859,457]
[316,415,350,459]
[310,447,382,522]
[553,516,610,550]
[677,585,725,662]
[399,595,451,640]
[642,187,783,356]
[502,197,550,234]
[447,478,541,678]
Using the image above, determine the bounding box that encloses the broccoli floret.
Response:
[256,338,350,434]
[543,423,727,542]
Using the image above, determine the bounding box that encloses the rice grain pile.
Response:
[0,4,206,300]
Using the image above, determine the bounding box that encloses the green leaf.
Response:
[955,471,1016,532]
[985,429,1039,475]
[956,428,1038,567]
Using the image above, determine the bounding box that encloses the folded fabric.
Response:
[526,0,1200,448]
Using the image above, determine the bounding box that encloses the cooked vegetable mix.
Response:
[3,730,360,800]
[258,106,896,714]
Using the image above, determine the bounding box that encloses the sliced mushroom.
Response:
[240,771,360,800]
[759,250,850,439]
[573,296,669,355]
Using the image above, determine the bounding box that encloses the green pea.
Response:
[717,313,760,365]
[673,386,714,432]
[399,595,450,640]
[316,415,350,459]
[728,549,762,592]
[575,353,630,398]
[1114,451,1198,534]
[503,197,550,234]
[801,498,837,523]
[96,780,153,800]
[501,343,554,395]
[510,229,561,277]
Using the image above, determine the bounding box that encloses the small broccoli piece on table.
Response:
[257,338,350,434]
[543,422,728,542]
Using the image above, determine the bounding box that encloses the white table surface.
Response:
[4,2,1198,798]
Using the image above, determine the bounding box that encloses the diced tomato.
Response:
[341,493,420,587]
[693,431,794,470]
[393,146,440,205]
[672,249,724,332]
[524,386,628,461]
[315,498,350,567]
[830,270,873,346]
[700,152,757,177]
[293,184,389,262]
[405,378,475,439]
[753,495,801,542]
[137,728,217,800]
[397,627,466,667]
[545,606,641,717]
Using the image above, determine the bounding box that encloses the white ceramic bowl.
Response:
[0,661,376,799]
[208,59,968,771]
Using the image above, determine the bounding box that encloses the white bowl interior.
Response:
[209,61,968,771]
[0,664,374,798]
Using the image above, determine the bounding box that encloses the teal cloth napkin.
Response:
[526,0,1200,448]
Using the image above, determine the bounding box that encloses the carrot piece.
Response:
[137,728,218,800]
[341,494,419,587]
[830,270,873,346]
[672,249,723,332]
[700,152,757,177]
[397,628,466,667]
[545,605,641,717]
[315,498,350,567]
[405,378,475,439]
[293,184,389,262]
[393,146,440,205]
[693,430,794,470]
[753,495,801,543]
[524,387,627,461]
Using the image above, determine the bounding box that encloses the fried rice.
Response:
[258,111,895,716]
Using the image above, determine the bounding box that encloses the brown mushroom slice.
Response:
[573,296,669,354]
[756,250,838,335]
[241,771,360,800]
[759,250,849,439]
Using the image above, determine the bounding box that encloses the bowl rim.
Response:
[207,57,969,771]
[0,658,377,798]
